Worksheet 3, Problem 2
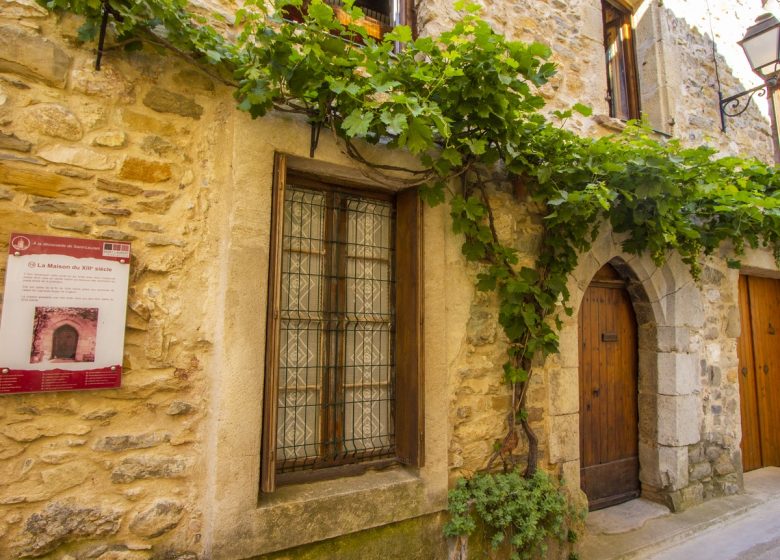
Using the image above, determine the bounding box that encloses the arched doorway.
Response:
[52,324,78,360]
[579,263,639,510]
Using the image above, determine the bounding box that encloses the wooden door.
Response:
[579,264,639,510]
[738,275,780,470]
[52,325,78,359]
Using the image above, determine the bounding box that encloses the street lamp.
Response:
[719,13,780,163]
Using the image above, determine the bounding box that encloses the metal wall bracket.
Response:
[719,78,776,132]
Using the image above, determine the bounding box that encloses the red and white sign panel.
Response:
[0,233,131,394]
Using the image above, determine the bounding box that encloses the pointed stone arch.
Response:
[547,228,704,510]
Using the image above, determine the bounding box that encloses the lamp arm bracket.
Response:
[719,79,777,132]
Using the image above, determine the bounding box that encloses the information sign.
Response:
[0,233,131,394]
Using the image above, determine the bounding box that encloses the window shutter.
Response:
[394,187,424,467]
[261,153,287,494]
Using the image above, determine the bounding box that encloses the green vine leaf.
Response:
[342,108,373,137]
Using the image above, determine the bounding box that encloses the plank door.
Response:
[738,275,780,470]
[579,264,639,510]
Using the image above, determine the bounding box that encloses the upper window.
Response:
[285,0,414,40]
[261,156,423,492]
[602,0,641,120]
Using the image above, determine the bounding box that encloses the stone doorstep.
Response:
[580,467,780,560]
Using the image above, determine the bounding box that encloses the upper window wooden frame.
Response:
[602,0,641,121]
[260,153,424,493]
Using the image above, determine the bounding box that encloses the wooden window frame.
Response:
[261,153,424,493]
[602,0,641,121]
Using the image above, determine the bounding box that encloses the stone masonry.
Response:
[0,0,777,558]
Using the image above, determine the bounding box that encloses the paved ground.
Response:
[580,467,780,560]
[650,497,780,560]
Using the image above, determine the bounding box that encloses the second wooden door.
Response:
[579,264,639,510]
[738,275,780,471]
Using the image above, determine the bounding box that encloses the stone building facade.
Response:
[0,0,777,558]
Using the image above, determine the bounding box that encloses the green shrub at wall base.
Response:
[444,470,582,560]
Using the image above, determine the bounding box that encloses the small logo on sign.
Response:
[11,236,30,252]
[102,242,130,259]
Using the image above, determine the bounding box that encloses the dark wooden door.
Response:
[738,275,780,470]
[52,325,78,359]
[579,264,639,510]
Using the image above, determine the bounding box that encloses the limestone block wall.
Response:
[0,0,777,558]
[684,258,744,508]
[447,184,549,480]
[0,4,229,558]
[419,0,774,160]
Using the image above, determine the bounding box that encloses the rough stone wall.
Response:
[0,3,229,558]
[448,183,549,480]
[682,258,743,508]
[420,0,773,159]
[442,0,774,492]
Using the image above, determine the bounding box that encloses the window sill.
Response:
[217,466,433,558]
[259,464,419,509]
[594,113,629,132]
[593,114,673,138]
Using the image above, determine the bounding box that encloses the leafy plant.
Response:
[444,470,580,560]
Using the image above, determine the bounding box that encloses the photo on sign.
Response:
[29,307,99,364]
